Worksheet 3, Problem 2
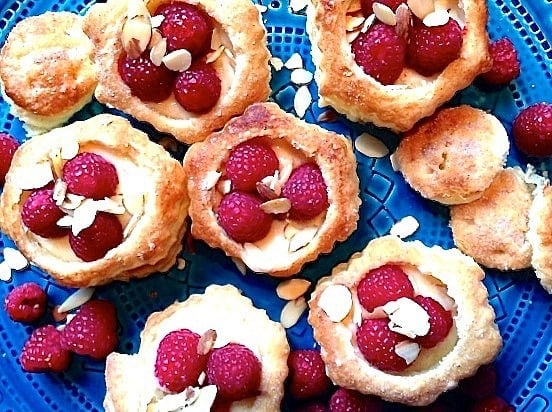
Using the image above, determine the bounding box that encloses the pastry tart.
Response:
[308,235,502,406]
[0,113,189,287]
[394,105,509,205]
[84,0,271,144]
[104,284,290,411]
[528,182,552,294]
[183,102,360,277]
[306,0,491,132]
[0,12,97,135]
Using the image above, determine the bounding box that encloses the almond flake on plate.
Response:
[276,278,311,300]
[57,287,95,313]
[270,56,284,71]
[390,215,419,238]
[0,261,12,282]
[289,0,309,13]
[318,284,353,322]
[290,68,314,85]
[15,163,54,190]
[163,48,192,72]
[280,297,307,328]
[355,133,389,158]
[395,341,421,365]
[284,52,303,70]
[3,247,28,271]
[293,85,312,119]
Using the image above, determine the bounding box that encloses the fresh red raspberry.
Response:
[60,299,118,360]
[351,22,406,85]
[155,2,213,55]
[471,395,514,412]
[356,264,414,312]
[225,139,279,192]
[0,133,19,185]
[217,191,273,243]
[207,343,262,401]
[69,212,123,262]
[4,282,47,323]
[21,188,68,238]
[413,295,453,348]
[297,401,329,412]
[118,53,176,102]
[361,0,403,15]
[329,388,384,412]
[459,363,498,400]
[512,102,552,157]
[63,152,119,199]
[281,163,329,220]
[479,38,520,86]
[407,18,463,76]
[20,325,72,372]
[174,60,221,113]
[356,318,409,372]
[287,349,331,400]
[154,329,208,393]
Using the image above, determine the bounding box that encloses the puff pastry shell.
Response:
[308,235,502,406]
[528,183,552,294]
[104,284,290,412]
[0,114,189,287]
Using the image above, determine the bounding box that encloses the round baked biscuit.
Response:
[394,105,509,205]
[0,12,97,134]
[0,114,189,287]
[528,183,552,294]
[306,0,491,132]
[104,284,290,412]
[308,235,502,406]
[450,167,534,271]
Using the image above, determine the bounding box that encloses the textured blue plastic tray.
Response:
[1,0,552,411]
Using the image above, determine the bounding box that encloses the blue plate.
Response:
[0,0,551,411]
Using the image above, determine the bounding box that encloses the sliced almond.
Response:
[121,15,152,59]
[162,48,192,72]
[290,68,314,85]
[261,198,291,214]
[318,284,353,322]
[53,179,68,206]
[390,215,419,238]
[71,199,99,236]
[206,45,225,64]
[270,56,284,71]
[289,225,318,252]
[61,193,85,211]
[293,85,312,119]
[57,215,74,228]
[149,28,163,49]
[123,213,140,239]
[373,2,396,25]
[0,261,12,282]
[95,197,126,215]
[149,37,167,66]
[289,0,309,13]
[423,9,450,27]
[60,140,80,160]
[15,163,54,190]
[122,192,145,216]
[255,3,268,13]
[395,3,411,37]
[355,133,389,158]
[383,297,430,338]
[389,152,400,171]
[197,329,217,355]
[276,278,311,300]
[395,341,421,365]
[216,179,232,195]
[201,171,222,191]
[346,15,366,31]
[150,14,165,29]
[3,247,28,271]
[280,297,307,328]
[57,287,95,313]
[361,13,376,33]
[177,258,186,270]
[407,0,434,20]
[231,257,247,275]
[317,109,337,123]
[346,29,361,44]
[284,52,303,70]
[256,181,278,200]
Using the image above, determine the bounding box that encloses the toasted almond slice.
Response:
[389,152,400,171]
[62,193,85,210]
[293,85,312,119]
[256,181,279,200]
[210,27,223,50]
[60,140,80,160]
[280,297,307,328]
[395,341,421,365]
[201,171,222,191]
[261,198,291,214]
[270,56,284,71]
[395,3,411,37]
[3,247,28,271]
[162,48,192,72]
[197,329,217,355]
[57,287,95,313]
[0,261,12,282]
[423,9,450,27]
[383,297,430,338]
[289,225,318,252]
[318,284,353,322]
[121,15,152,59]
[15,163,54,190]
[206,45,225,64]
[355,132,389,158]
[71,199,99,236]
[290,68,314,85]
[284,52,303,70]
[276,278,311,300]
[373,2,397,25]
[346,15,366,31]
[390,215,419,238]
[149,37,167,66]
[407,0,434,20]
[361,13,376,33]
[289,0,309,13]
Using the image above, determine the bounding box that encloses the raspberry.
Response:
[287,349,332,400]
[512,102,552,157]
[174,60,221,113]
[356,318,409,372]
[225,139,279,192]
[0,133,19,185]
[414,295,453,348]
[459,363,498,400]
[20,325,71,372]
[118,52,176,102]
[329,388,384,412]
[217,191,273,243]
[155,2,213,55]
[295,402,329,412]
[69,212,123,262]
[471,395,514,412]
[154,329,208,393]
[479,38,520,86]
[351,22,406,85]
[21,188,68,238]
[207,343,261,401]
[60,299,118,360]
[4,282,47,323]
[356,264,414,312]
[281,163,329,220]
[63,152,119,199]
[407,18,463,76]
[361,0,403,15]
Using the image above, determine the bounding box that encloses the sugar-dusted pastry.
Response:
[450,167,535,271]
[306,0,491,132]
[104,284,290,411]
[394,105,509,205]
[183,102,360,277]
[0,12,97,135]
[308,235,502,406]
[0,114,188,287]
[84,0,271,144]
[528,183,552,294]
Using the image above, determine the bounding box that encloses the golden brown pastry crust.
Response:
[0,114,189,287]
[0,12,97,134]
[84,0,271,144]
[104,284,290,412]
[394,105,509,205]
[183,102,360,277]
[528,184,552,293]
[308,235,502,406]
[450,167,533,271]
[306,0,491,132]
